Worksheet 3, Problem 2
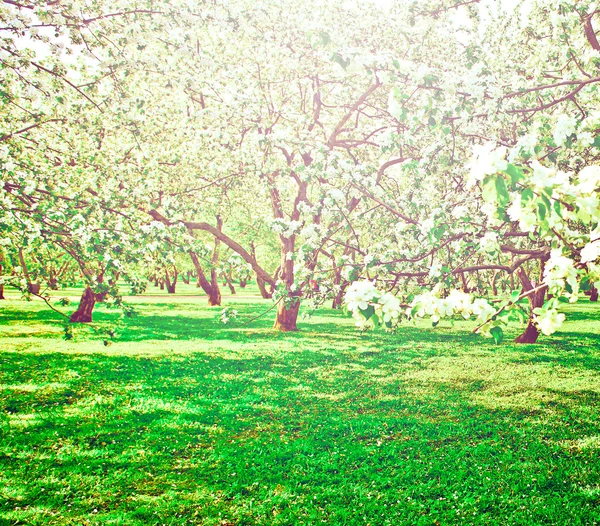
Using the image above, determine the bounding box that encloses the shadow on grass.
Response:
[2,343,600,525]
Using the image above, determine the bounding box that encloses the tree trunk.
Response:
[189,250,222,306]
[332,283,348,309]
[460,272,470,293]
[208,216,223,303]
[490,271,498,296]
[18,248,40,295]
[159,279,165,290]
[273,299,300,331]
[0,251,5,299]
[514,267,546,344]
[207,288,221,306]
[256,275,273,299]
[514,322,541,344]
[223,272,236,294]
[331,263,345,309]
[590,283,598,302]
[165,267,177,294]
[70,286,98,323]
[239,279,247,288]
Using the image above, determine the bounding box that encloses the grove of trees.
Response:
[1,0,599,342]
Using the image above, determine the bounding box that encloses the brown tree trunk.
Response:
[165,267,178,294]
[490,271,498,296]
[514,322,541,344]
[590,283,598,302]
[223,272,236,294]
[70,287,98,323]
[256,275,272,299]
[159,279,165,290]
[332,284,348,309]
[239,279,247,288]
[208,215,223,304]
[189,250,221,306]
[272,227,302,331]
[273,299,301,331]
[0,251,5,299]
[18,248,40,295]
[514,267,546,344]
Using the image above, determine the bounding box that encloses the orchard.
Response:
[1,1,600,524]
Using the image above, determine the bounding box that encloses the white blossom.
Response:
[467,143,508,187]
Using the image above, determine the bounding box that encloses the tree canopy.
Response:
[1,0,599,342]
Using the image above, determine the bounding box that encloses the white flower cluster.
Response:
[553,114,577,147]
[344,280,402,329]
[345,282,498,336]
[532,307,565,336]
[543,249,579,302]
[410,287,496,327]
[478,232,500,254]
[270,219,302,238]
[467,142,508,187]
[581,238,600,264]
[506,193,537,233]
[220,308,238,325]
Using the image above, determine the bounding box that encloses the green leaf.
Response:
[360,305,375,320]
[505,164,524,188]
[521,188,534,203]
[490,326,504,344]
[508,308,527,323]
[433,224,446,241]
[495,176,509,206]
[331,53,349,69]
[553,199,562,217]
[592,135,600,148]
[482,176,497,204]
[536,200,547,221]
[541,193,552,211]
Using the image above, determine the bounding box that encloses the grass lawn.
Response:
[1,284,600,525]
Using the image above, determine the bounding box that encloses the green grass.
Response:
[1,285,600,525]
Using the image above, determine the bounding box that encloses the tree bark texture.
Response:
[70,286,100,323]
[273,299,301,331]
[514,267,546,344]
[189,250,221,306]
